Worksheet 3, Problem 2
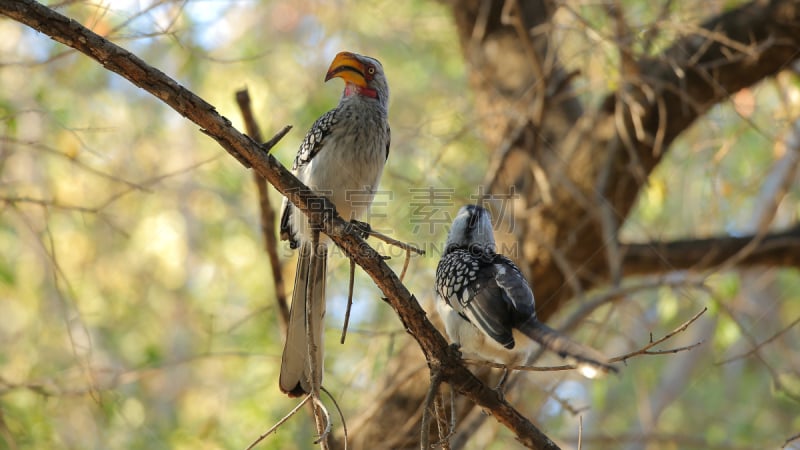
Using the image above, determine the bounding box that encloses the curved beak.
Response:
[325,52,367,87]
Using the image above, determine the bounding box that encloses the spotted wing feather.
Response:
[436,249,526,349]
[293,109,338,170]
[279,109,339,247]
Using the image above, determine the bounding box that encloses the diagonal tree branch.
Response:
[0,1,559,448]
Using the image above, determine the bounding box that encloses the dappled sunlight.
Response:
[1,0,799,449]
[131,211,189,288]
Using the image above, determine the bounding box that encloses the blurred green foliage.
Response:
[1,1,799,449]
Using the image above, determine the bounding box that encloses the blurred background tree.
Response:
[1,0,799,449]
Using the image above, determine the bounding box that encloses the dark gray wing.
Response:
[492,254,537,322]
[436,249,533,349]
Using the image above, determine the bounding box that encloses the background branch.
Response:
[620,225,800,275]
[235,88,290,329]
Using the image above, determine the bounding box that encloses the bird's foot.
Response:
[448,343,463,359]
[493,366,510,401]
[347,219,372,240]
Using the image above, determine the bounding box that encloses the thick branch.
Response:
[621,225,800,276]
[0,1,557,448]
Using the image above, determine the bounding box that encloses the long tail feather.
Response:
[279,241,327,396]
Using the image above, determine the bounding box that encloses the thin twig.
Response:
[461,359,576,372]
[713,296,800,402]
[717,315,800,365]
[431,385,456,448]
[321,386,348,450]
[463,308,707,372]
[262,125,293,152]
[244,394,311,450]
[559,275,707,334]
[432,386,451,450]
[399,248,412,283]
[782,432,800,449]
[613,308,707,363]
[420,370,443,450]
[540,383,589,416]
[366,228,425,255]
[340,259,356,344]
[312,395,332,447]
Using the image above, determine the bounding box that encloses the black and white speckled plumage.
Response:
[436,247,535,350]
[292,109,338,171]
[435,205,617,376]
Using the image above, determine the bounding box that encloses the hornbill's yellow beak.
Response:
[325,52,367,87]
